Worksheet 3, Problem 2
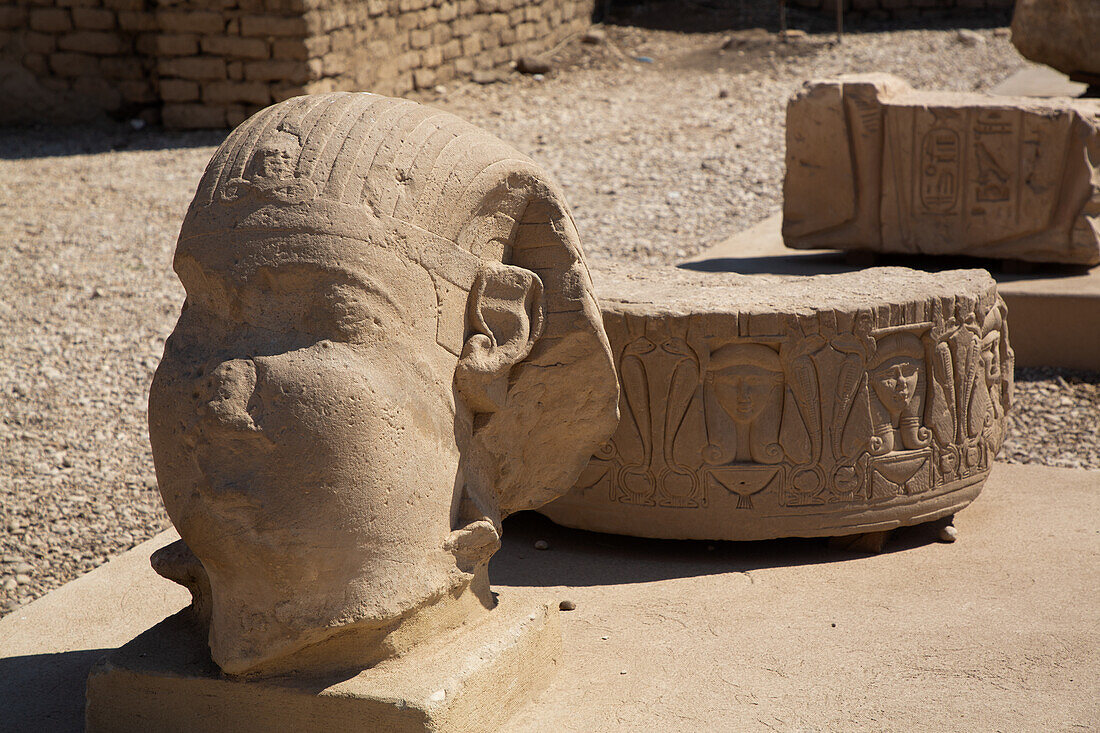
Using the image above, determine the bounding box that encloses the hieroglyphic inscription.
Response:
[783,75,1100,264]
[570,293,1013,518]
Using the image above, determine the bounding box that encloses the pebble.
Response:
[534,540,550,551]
[939,525,958,543]
[956,29,985,47]
[516,56,553,75]
[559,599,577,611]
[581,28,606,45]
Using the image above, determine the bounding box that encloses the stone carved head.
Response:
[148,93,618,677]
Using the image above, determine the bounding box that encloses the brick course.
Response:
[0,0,595,126]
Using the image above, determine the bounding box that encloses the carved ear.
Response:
[443,518,502,574]
[455,261,545,414]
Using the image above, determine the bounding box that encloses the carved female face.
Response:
[149,231,469,675]
[712,363,782,423]
[872,357,921,416]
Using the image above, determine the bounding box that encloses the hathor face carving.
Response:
[710,345,783,424]
[871,357,920,417]
[148,93,618,677]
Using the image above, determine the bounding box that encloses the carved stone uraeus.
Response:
[146,92,618,678]
[540,265,1013,541]
[783,74,1100,265]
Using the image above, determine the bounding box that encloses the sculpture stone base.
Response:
[85,590,559,733]
[542,265,1013,541]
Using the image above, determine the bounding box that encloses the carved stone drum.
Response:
[540,266,1013,541]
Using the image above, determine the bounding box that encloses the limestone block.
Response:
[783,74,1100,266]
[541,265,1013,541]
[86,591,559,733]
[1011,0,1100,82]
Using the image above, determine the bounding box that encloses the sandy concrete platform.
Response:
[1,463,1097,732]
[683,213,1100,371]
[989,64,1089,98]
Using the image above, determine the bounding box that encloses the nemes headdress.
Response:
[178,92,619,517]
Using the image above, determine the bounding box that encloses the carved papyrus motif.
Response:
[564,289,1013,524]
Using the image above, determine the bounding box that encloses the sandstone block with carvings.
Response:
[1011,0,1100,83]
[139,92,618,684]
[783,74,1100,266]
[541,265,1013,541]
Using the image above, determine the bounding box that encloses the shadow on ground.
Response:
[0,648,111,732]
[491,510,945,588]
[683,250,1092,283]
[601,0,1012,34]
[0,123,227,160]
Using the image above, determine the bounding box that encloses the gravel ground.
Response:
[1,6,1096,615]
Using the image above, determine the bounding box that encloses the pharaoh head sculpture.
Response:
[148,93,618,677]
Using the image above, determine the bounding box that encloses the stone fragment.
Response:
[542,265,1013,541]
[516,55,552,74]
[86,591,560,733]
[1011,0,1100,83]
[142,92,617,679]
[783,74,1100,265]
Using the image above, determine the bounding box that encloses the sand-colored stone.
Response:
[145,92,618,679]
[1011,0,1100,83]
[2,462,1096,732]
[685,212,1100,371]
[542,265,1012,541]
[783,74,1100,266]
[86,590,559,733]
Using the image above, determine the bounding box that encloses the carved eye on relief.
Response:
[661,337,693,357]
[623,337,656,357]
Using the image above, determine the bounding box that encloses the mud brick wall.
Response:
[0,0,595,127]
[0,0,158,122]
[791,0,1013,13]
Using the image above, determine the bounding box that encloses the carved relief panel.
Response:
[545,269,1014,541]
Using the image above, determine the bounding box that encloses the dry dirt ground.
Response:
[1,4,1097,615]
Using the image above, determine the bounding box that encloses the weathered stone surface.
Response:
[541,265,1013,541]
[145,92,617,678]
[86,590,560,733]
[1011,0,1100,83]
[783,74,1100,266]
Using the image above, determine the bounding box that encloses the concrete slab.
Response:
[1,462,1097,731]
[683,213,1100,370]
[989,64,1088,99]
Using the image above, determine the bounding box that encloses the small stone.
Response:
[956,29,985,47]
[432,85,446,95]
[534,539,549,551]
[620,670,627,675]
[1,577,16,591]
[993,27,1010,37]
[717,89,730,99]
[582,28,606,44]
[11,562,33,574]
[600,635,608,640]
[939,524,958,543]
[516,56,552,75]
[472,70,505,85]
[559,599,576,611]
[15,574,32,585]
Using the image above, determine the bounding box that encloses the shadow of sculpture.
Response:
[490,510,947,589]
